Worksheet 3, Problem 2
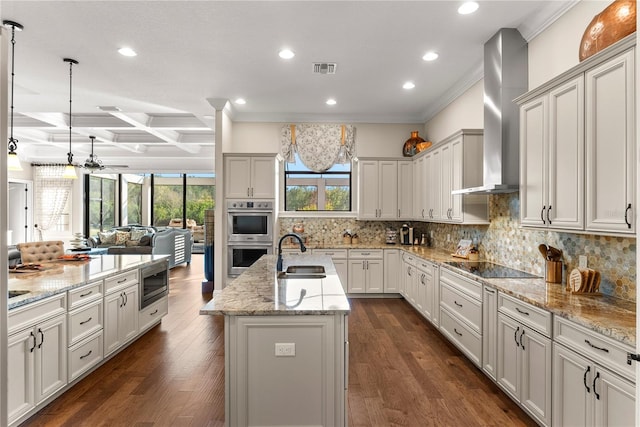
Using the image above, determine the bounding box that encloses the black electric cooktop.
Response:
[444,261,538,279]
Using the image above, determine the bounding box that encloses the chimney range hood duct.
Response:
[453,28,528,195]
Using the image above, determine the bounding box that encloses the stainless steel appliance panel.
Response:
[228,244,273,277]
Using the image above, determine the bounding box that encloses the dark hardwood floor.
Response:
[22,255,536,426]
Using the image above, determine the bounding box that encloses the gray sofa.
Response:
[88,225,192,268]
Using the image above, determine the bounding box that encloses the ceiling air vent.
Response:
[313,63,337,74]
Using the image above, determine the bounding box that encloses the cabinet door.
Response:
[520,96,548,227]
[8,328,35,424]
[397,160,413,219]
[347,260,366,293]
[119,286,139,346]
[449,137,464,222]
[497,313,521,401]
[420,266,435,321]
[358,160,379,219]
[365,259,384,293]
[415,270,426,313]
[332,259,349,293]
[35,314,67,404]
[250,157,275,199]
[383,250,400,293]
[378,161,398,219]
[553,344,591,427]
[225,156,252,198]
[482,286,498,381]
[520,326,552,426]
[104,291,122,355]
[414,156,425,219]
[440,144,453,220]
[548,76,584,230]
[593,366,636,427]
[585,49,635,233]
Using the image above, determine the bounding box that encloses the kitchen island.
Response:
[200,254,350,427]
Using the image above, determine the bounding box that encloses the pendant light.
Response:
[62,57,78,179]
[3,20,24,171]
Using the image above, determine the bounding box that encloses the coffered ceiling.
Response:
[0,0,576,173]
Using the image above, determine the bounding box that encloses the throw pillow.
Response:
[125,239,140,247]
[115,231,131,245]
[98,230,116,244]
[139,234,152,246]
[130,229,147,241]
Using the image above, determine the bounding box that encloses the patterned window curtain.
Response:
[33,165,73,240]
[281,124,355,172]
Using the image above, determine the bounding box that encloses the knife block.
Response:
[545,260,562,283]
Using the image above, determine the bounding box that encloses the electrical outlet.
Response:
[578,255,588,269]
[447,234,451,242]
[275,343,295,357]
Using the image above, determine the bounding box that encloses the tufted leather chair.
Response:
[16,240,65,263]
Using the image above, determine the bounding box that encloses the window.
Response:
[88,175,116,236]
[284,153,351,211]
[126,179,143,225]
[152,173,183,227]
[186,173,215,225]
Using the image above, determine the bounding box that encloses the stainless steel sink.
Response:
[9,290,30,298]
[278,265,326,279]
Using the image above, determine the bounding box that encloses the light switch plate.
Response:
[275,343,296,357]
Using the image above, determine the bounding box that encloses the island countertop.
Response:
[9,254,169,309]
[200,254,350,316]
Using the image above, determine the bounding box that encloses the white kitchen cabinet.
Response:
[414,155,426,219]
[8,314,67,425]
[482,286,498,381]
[383,249,401,293]
[225,155,275,199]
[401,252,417,304]
[313,249,349,293]
[496,295,552,427]
[520,76,584,230]
[358,159,412,220]
[424,148,441,221]
[415,259,438,324]
[104,284,139,356]
[585,48,635,234]
[347,250,383,293]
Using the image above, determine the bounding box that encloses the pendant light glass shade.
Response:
[3,20,23,171]
[63,58,78,179]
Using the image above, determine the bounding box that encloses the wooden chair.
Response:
[16,240,65,263]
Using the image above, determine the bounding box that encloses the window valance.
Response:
[280,124,355,172]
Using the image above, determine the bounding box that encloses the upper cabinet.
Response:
[358,159,413,220]
[413,129,489,224]
[518,36,635,235]
[225,155,276,199]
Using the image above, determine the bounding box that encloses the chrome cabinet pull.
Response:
[80,317,93,325]
[625,204,632,229]
[80,350,93,360]
[585,339,609,353]
[583,366,591,393]
[515,307,530,316]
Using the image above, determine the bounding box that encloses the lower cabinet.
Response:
[313,249,349,293]
[497,310,552,426]
[104,284,139,356]
[139,296,169,333]
[8,313,67,425]
[383,249,401,293]
[347,250,383,293]
[482,285,498,381]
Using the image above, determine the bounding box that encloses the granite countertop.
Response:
[8,254,169,309]
[200,254,350,316]
[282,242,636,347]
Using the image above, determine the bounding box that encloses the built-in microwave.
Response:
[227,243,273,277]
[227,200,273,243]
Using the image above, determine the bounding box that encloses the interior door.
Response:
[8,180,33,245]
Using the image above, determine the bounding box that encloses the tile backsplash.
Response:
[280,193,636,302]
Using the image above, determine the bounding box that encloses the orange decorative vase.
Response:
[579,0,636,61]
[402,131,431,157]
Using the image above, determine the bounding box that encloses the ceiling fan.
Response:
[82,135,129,171]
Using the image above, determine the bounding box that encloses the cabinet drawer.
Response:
[416,259,433,271]
[440,268,481,300]
[440,283,482,333]
[440,307,482,367]
[68,300,103,346]
[348,249,383,259]
[554,316,635,382]
[104,270,138,293]
[9,293,66,335]
[498,292,552,337]
[139,296,168,333]
[68,331,103,382]
[68,281,103,310]
[313,249,348,259]
[401,252,416,265]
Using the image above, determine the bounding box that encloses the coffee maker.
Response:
[400,224,411,245]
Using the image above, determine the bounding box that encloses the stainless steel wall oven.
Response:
[227,244,273,277]
[227,200,273,243]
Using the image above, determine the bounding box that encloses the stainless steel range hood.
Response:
[453,28,528,195]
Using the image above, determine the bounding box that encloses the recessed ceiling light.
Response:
[235,98,246,105]
[118,47,137,57]
[458,2,479,15]
[403,82,416,90]
[422,51,439,61]
[278,49,295,59]
[326,98,337,106]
